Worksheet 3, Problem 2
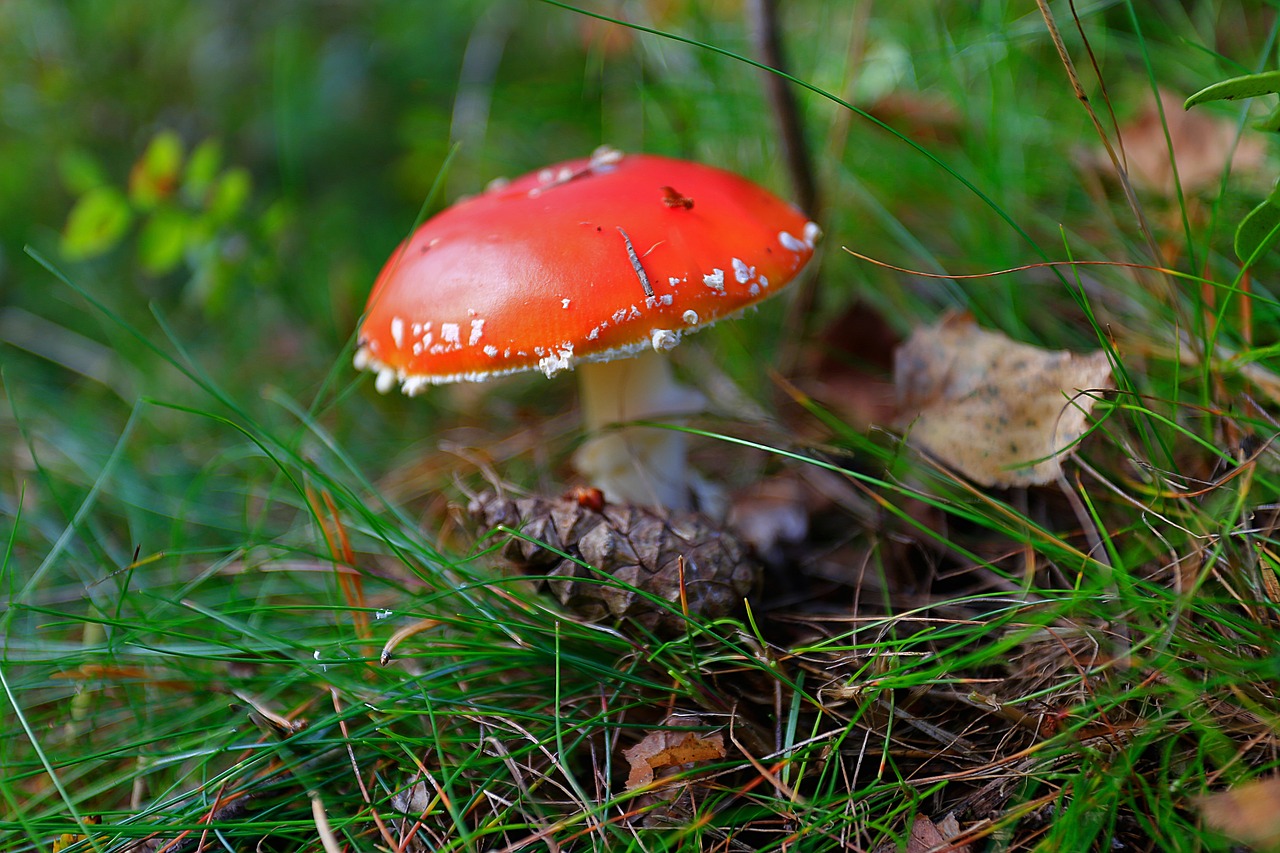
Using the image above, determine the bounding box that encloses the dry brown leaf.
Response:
[623,715,727,790]
[871,812,970,853]
[390,779,432,815]
[803,300,900,430]
[906,812,969,853]
[1089,87,1267,197]
[727,474,810,565]
[1199,776,1280,850]
[867,91,964,146]
[894,312,1112,487]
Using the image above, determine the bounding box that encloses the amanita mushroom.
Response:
[355,147,818,511]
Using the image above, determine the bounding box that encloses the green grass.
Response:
[5,1,1280,850]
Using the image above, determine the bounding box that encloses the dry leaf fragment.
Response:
[872,812,970,853]
[1117,88,1267,197]
[804,299,900,430]
[390,779,432,815]
[867,91,964,146]
[906,812,969,853]
[623,715,727,790]
[726,474,810,565]
[1199,776,1280,850]
[894,313,1112,487]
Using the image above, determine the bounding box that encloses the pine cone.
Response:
[469,490,759,632]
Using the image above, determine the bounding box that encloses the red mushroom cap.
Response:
[355,148,819,394]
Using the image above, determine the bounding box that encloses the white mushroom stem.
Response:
[572,349,708,511]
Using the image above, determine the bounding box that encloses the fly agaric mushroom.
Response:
[354,147,818,511]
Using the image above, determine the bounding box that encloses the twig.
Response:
[747,0,823,379]
[747,0,817,215]
[616,227,653,298]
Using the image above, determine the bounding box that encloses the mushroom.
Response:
[354,147,819,511]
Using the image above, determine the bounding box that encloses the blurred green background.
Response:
[1,1,814,438]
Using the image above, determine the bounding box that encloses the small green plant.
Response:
[1186,72,1280,266]
[58,130,287,314]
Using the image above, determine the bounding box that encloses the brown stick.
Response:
[746,0,823,380]
[747,0,817,215]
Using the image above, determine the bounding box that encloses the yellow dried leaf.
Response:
[622,716,726,790]
[894,313,1112,487]
[1200,776,1280,850]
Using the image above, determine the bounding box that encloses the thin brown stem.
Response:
[746,0,824,380]
[747,0,817,216]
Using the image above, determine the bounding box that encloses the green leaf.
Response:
[60,186,133,260]
[128,130,184,208]
[1185,70,1280,109]
[260,199,293,240]
[1235,182,1280,265]
[207,167,252,222]
[137,208,189,276]
[183,139,223,203]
